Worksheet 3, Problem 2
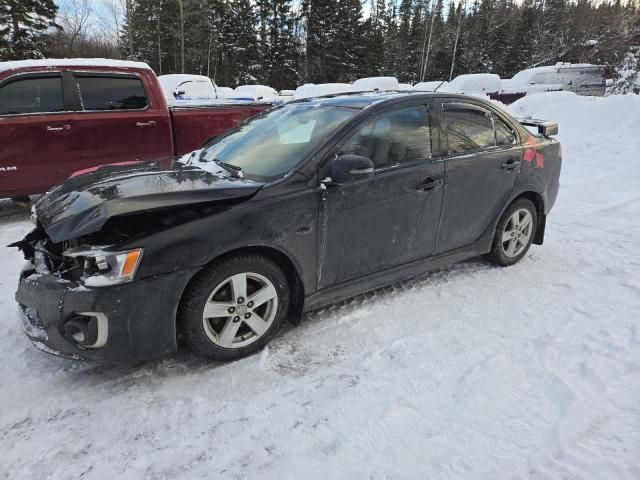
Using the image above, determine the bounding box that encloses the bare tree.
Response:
[58,0,93,55]
[126,0,134,58]
[420,0,437,82]
[177,0,185,72]
[449,0,466,81]
[100,0,125,58]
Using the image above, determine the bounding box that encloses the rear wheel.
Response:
[484,198,537,267]
[179,254,289,360]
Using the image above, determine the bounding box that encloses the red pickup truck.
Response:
[0,59,269,199]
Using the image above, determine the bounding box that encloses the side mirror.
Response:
[327,154,374,184]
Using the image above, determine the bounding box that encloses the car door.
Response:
[317,103,445,289]
[0,73,77,197]
[67,72,173,175]
[435,101,522,253]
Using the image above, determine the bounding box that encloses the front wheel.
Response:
[484,199,537,267]
[179,254,289,361]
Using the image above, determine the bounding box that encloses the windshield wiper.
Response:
[217,161,244,179]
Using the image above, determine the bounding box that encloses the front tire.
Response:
[179,254,289,361]
[484,198,537,267]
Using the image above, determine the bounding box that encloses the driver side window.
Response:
[339,105,431,170]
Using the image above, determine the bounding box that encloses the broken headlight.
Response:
[63,247,143,287]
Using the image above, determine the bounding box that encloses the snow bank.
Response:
[509,91,640,138]
[0,58,151,73]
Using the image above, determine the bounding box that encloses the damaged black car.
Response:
[12,92,562,362]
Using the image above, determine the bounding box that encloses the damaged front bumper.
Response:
[15,265,196,362]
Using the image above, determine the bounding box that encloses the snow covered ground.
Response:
[1,92,639,480]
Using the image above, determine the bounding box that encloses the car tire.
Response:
[484,198,537,267]
[178,254,289,361]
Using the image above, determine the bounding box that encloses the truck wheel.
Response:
[484,198,537,267]
[179,254,289,361]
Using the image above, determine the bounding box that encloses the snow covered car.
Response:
[12,92,562,362]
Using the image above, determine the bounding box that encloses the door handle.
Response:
[501,159,521,170]
[136,121,156,127]
[47,124,71,132]
[417,177,443,192]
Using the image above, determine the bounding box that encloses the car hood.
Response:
[34,159,264,242]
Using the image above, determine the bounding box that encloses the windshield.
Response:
[200,104,357,178]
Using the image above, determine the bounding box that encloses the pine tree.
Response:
[265,0,300,88]
[359,0,388,77]
[0,0,59,60]
[331,0,364,81]
[223,0,261,85]
[304,0,338,82]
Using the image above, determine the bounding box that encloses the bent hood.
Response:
[35,159,264,242]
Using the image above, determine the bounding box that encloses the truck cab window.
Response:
[444,104,496,154]
[339,105,431,170]
[75,76,148,111]
[0,76,64,115]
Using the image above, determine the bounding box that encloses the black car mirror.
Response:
[327,154,374,184]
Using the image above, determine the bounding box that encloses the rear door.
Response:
[318,103,445,288]
[0,73,76,197]
[436,101,522,253]
[68,72,173,174]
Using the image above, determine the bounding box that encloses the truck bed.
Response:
[170,103,269,155]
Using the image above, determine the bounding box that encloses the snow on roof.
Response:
[440,73,501,93]
[510,66,558,84]
[414,80,448,91]
[0,58,152,73]
[352,76,400,91]
[292,83,353,100]
[158,74,216,100]
[510,63,601,85]
[232,85,278,101]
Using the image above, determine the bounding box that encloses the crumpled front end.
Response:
[13,227,195,362]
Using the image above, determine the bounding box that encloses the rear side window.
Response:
[444,104,496,154]
[495,116,517,146]
[339,105,431,170]
[0,76,64,115]
[76,76,148,111]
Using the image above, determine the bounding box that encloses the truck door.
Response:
[0,73,76,198]
[68,72,173,175]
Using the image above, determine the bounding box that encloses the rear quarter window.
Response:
[0,76,64,115]
[444,104,496,154]
[75,75,148,111]
[495,116,517,146]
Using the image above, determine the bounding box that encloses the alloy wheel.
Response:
[501,208,533,258]
[202,272,278,349]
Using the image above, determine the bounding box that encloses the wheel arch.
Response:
[511,191,546,245]
[183,245,306,327]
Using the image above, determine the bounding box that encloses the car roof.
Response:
[0,58,151,74]
[288,91,486,110]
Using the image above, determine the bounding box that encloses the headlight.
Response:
[64,247,143,287]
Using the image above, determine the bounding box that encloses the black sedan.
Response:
[12,92,562,362]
